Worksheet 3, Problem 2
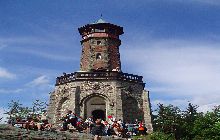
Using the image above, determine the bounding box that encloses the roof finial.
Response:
[92,15,107,24]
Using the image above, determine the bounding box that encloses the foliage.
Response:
[192,105,220,140]
[4,99,47,124]
[149,132,175,140]
[132,135,151,140]
[153,103,182,139]
[31,99,47,115]
[4,99,220,140]
[153,103,220,140]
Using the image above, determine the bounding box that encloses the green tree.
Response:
[192,105,220,140]
[180,103,202,140]
[5,99,48,124]
[4,100,30,124]
[31,99,47,115]
[153,104,182,139]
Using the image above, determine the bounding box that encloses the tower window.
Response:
[95,28,105,32]
[97,41,101,45]
[96,53,102,60]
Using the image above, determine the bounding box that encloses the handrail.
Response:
[55,71,143,86]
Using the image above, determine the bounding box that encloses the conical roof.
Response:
[92,18,107,24]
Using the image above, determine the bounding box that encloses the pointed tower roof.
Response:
[78,18,124,35]
[93,18,107,24]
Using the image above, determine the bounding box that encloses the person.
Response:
[69,112,78,128]
[61,110,72,131]
[92,119,105,139]
[103,121,109,136]
[42,119,52,130]
[24,116,36,130]
[138,121,146,136]
[13,117,23,128]
[112,121,122,137]
[36,111,52,131]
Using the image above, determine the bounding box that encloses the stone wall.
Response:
[80,37,121,71]
[48,79,152,132]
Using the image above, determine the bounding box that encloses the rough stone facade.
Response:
[48,19,153,132]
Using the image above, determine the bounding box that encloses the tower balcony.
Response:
[55,71,144,86]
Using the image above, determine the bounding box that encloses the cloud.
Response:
[20,75,54,100]
[0,89,23,94]
[17,49,77,61]
[0,67,16,79]
[0,42,7,50]
[151,99,189,108]
[121,38,220,112]
[170,0,220,6]
[0,35,78,62]
[192,0,220,5]
[28,75,50,87]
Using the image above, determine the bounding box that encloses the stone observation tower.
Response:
[48,19,153,132]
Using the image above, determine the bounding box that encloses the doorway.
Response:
[84,96,106,120]
[92,109,105,121]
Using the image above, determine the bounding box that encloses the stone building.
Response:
[47,19,153,132]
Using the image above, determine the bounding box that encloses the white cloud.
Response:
[0,89,23,94]
[151,99,189,108]
[18,49,77,61]
[0,36,78,62]
[0,42,7,50]
[170,0,220,6]
[122,39,220,112]
[24,75,54,99]
[192,0,220,5]
[28,75,50,87]
[0,67,16,79]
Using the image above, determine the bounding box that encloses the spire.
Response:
[92,15,107,24]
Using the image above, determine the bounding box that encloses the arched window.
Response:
[96,53,102,60]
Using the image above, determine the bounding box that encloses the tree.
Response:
[4,100,28,124]
[5,99,48,124]
[153,104,182,139]
[31,99,47,115]
[192,105,220,140]
[180,103,202,140]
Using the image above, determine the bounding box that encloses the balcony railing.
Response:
[55,71,143,86]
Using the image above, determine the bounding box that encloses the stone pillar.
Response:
[47,91,56,125]
[115,86,123,120]
[142,90,153,133]
[74,86,81,116]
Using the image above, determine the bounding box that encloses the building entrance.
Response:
[92,109,105,121]
[85,96,106,120]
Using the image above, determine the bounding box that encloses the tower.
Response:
[48,19,153,132]
[78,18,123,72]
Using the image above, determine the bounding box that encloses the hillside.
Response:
[0,124,125,140]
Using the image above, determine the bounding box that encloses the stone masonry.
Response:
[47,19,153,132]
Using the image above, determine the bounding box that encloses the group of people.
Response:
[10,111,52,131]
[9,110,148,138]
[60,110,148,138]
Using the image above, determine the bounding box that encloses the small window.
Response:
[97,41,101,45]
[96,53,102,60]
[95,28,105,32]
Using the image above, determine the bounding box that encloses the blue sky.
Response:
[1,0,220,122]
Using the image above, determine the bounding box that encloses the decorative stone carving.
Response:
[81,81,113,94]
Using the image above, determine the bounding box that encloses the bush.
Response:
[149,132,175,140]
